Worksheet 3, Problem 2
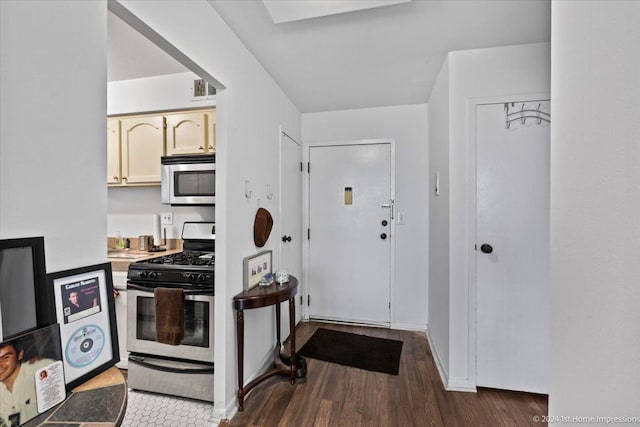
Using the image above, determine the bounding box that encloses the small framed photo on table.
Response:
[243,250,272,290]
[47,262,119,391]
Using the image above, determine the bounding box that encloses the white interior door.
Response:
[476,101,550,393]
[279,131,303,328]
[308,142,392,325]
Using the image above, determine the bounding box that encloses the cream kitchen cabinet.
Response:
[118,115,166,185]
[165,109,216,155]
[206,109,216,154]
[107,118,122,184]
[107,109,215,186]
[166,111,208,155]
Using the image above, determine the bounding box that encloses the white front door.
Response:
[476,100,550,393]
[308,142,392,325]
[279,130,303,327]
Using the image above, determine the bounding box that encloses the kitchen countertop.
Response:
[107,237,183,271]
[108,248,183,272]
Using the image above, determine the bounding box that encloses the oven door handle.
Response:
[127,283,213,295]
[129,355,214,374]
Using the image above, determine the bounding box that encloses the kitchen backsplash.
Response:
[108,186,214,239]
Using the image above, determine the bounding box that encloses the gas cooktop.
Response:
[127,222,215,286]
[146,250,214,267]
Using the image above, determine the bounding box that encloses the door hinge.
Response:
[307,162,310,173]
[307,295,310,306]
[388,302,391,309]
[300,295,303,305]
[307,228,310,240]
[300,162,303,172]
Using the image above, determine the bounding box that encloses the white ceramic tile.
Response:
[122,389,215,427]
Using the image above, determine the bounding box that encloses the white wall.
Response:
[107,72,215,115]
[0,0,107,272]
[550,2,640,421]
[115,0,301,418]
[107,187,213,239]
[428,43,550,390]
[427,58,451,379]
[302,104,429,330]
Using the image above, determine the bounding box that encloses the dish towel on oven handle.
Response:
[154,287,185,345]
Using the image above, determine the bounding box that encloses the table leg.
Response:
[236,309,245,411]
[289,297,296,384]
[275,301,281,347]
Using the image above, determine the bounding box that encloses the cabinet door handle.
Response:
[112,176,119,181]
[122,176,128,181]
[208,146,214,150]
[199,146,205,150]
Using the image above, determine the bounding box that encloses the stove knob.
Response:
[140,271,148,279]
[149,272,158,279]
[197,274,206,282]
[187,273,195,281]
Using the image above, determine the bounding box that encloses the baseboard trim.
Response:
[392,322,427,332]
[446,378,477,393]
[425,328,449,390]
[425,328,477,392]
[212,402,236,426]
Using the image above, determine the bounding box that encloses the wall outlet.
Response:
[161,212,174,225]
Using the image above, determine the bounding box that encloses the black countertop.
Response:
[24,367,127,427]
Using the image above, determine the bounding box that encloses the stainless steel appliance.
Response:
[161,154,215,206]
[126,222,215,402]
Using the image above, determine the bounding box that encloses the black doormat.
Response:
[298,328,403,375]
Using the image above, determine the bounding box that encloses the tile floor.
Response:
[122,389,216,427]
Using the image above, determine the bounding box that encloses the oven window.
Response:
[174,170,215,197]
[136,296,210,347]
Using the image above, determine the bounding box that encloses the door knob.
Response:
[480,244,493,254]
[380,233,387,240]
[281,235,292,242]
[381,220,388,226]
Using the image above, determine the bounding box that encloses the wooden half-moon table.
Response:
[232,276,298,411]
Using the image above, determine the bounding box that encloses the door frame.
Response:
[303,138,397,326]
[278,125,303,325]
[467,93,550,389]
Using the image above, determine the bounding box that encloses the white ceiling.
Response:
[108,0,550,113]
[107,11,188,82]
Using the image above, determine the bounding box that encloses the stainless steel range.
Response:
[126,221,215,402]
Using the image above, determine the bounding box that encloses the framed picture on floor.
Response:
[47,262,119,391]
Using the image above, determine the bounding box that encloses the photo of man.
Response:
[66,291,82,315]
[61,277,101,324]
[0,341,54,427]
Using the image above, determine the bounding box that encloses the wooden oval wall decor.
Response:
[253,208,273,247]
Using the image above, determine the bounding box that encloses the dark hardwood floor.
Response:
[224,321,548,427]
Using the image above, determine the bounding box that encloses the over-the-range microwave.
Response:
[161,154,215,206]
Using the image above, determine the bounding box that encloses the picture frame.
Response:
[0,236,54,342]
[243,250,272,290]
[47,262,119,391]
[0,324,65,426]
